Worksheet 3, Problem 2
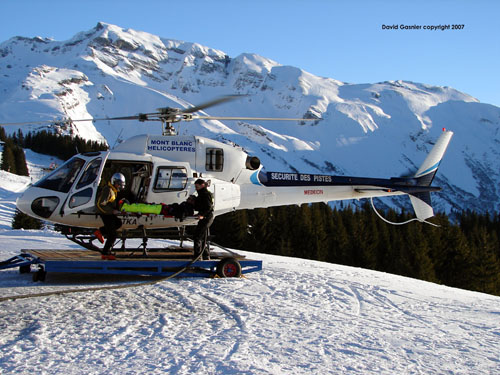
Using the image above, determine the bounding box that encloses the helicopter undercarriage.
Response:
[61,224,197,256]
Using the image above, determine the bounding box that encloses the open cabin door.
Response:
[62,151,110,216]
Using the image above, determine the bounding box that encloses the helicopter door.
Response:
[214,183,241,211]
[62,151,110,216]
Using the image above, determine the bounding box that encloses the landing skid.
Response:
[62,225,191,255]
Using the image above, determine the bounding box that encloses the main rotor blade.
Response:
[192,115,320,122]
[182,95,245,114]
[0,114,319,128]
[0,116,142,126]
[92,115,142,121]
[0,120,61,126]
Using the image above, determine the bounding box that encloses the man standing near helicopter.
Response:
[94,172,126,260]
[193,179,214,260]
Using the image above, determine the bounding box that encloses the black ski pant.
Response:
[99,214,122,253]
[193,214,214,260]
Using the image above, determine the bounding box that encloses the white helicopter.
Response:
[8,95,453,251]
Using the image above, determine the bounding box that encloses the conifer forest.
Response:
[211,204,500,297]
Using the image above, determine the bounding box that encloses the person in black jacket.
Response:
[193,179,214,260]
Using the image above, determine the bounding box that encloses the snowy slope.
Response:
[1,22,500,215]
[0,167,499,374]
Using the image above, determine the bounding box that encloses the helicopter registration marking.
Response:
[121,217,138,225]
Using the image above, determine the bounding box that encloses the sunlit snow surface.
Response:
[0,152,499,374]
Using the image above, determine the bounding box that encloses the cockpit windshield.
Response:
[34,157,85,193]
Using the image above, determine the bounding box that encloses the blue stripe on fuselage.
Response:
[415,161,441,178]
[251,171,263,186]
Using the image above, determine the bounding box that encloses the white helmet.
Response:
[111,172,126,189]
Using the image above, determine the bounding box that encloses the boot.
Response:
[94,229,104,244]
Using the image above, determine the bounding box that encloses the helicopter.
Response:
[5,95,453,252]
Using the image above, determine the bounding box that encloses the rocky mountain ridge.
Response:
[1,22,499,215]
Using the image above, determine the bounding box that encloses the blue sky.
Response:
[2,0,499,107]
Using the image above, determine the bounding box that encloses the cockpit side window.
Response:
[34,157,85,193]
[76,158,102,189]
[153,167,188,191]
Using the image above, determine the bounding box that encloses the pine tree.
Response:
[327,208,350,264]
[289,204,313,259]
[310,203,329,261]
[1,142,16,173]
[12,210,43,230]
[265,206,290,256]
[375,210,392,273]
[469,227,500,294]
[411,223,438,282]
[16,129,24,146]
[0,126,6,142]
[383,216,406,276]
[13,146,29,176]
[247,208,272,253]
[433,222,473,289]
[20,130,108,161]
[211,210,249,249]
[357,204,380,269]
[1,138,29,177]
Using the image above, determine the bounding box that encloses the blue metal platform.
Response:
[0,249,262,279]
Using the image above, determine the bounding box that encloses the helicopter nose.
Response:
[16,188,60,219]
[16,191,33,216]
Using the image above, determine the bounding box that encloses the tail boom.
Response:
[241,130,453,221]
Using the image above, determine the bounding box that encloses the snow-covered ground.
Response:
[0,154,499,374]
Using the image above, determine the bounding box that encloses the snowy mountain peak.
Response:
[1,23,499,214]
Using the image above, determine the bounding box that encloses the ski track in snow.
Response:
[1,240,499,375]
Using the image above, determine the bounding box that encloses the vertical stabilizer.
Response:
[414,130,454,186]
[411,130,453,221]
